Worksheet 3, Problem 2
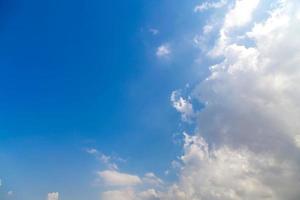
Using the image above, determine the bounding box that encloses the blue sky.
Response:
[2,0,300,199]
[0,0,208,199]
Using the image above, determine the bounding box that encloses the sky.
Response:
[1,0,300,200]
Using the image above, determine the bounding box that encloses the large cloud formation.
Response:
[165,0,300,199]
[100,0,300,199]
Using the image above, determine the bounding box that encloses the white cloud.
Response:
[143,173,163,186]
[224,0,260,29]
[203,24,214,34]
[47,192,59,200]
[156,44,171,57]
[194,0,228,12]
[98,170,163,199]
[171,91,195,122]
[138,189,160,200]
[149,28,159,35]
[101,188,160,200]
[161,134,300,200]
[7,191,13,196]
[101,189,136,200]
[199,0,300,152]
[86,148,119,170]
[212,0,260,56]
[98,170,142,187]
[161,0,300,199]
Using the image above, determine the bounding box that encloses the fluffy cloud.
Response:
[223,0,260,29]
[160,134,300,200]
[171,90,195,122]
[197,0,300,153]
[163,0,300,199]
[98,170,142,187]
[156,44,171,57]
[48,192,59,200]
[98,170,163,199]
[142,173,163,186]
[212,0,260,56]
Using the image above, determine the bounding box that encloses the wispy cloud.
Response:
[171,90,195,122]
[156,44,171,57]
[86,148,120,170]
[149,28,159,35]
[98,170,142,187]
[48,192,59,200]
[194,0,228,12]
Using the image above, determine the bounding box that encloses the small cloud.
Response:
[86,148,98,155]
[142,173,163,186]
[47,192,59,200]
[98,170,142,187]
[194,0,227,12]
[203,24,214,34]
[156,44,171,57]
[149,28,159,35]
[171,90,195,122]
[85,148,119,170]
[7,191,13,196]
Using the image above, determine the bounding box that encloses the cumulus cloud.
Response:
[156,44,171,57]
[211,0,260,56]
[171,90,195,122]
[98,170,142,187]
[48,192,59,200]
[198,0,300,152]
[224,0,260,29]
[161,0,300,199]
[98,170,163,199]
[160,134,300,200]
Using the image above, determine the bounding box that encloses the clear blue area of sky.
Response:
[0,0,209,199]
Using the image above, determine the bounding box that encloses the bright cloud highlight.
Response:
[156,44,171,57]
[48,192,59,200]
